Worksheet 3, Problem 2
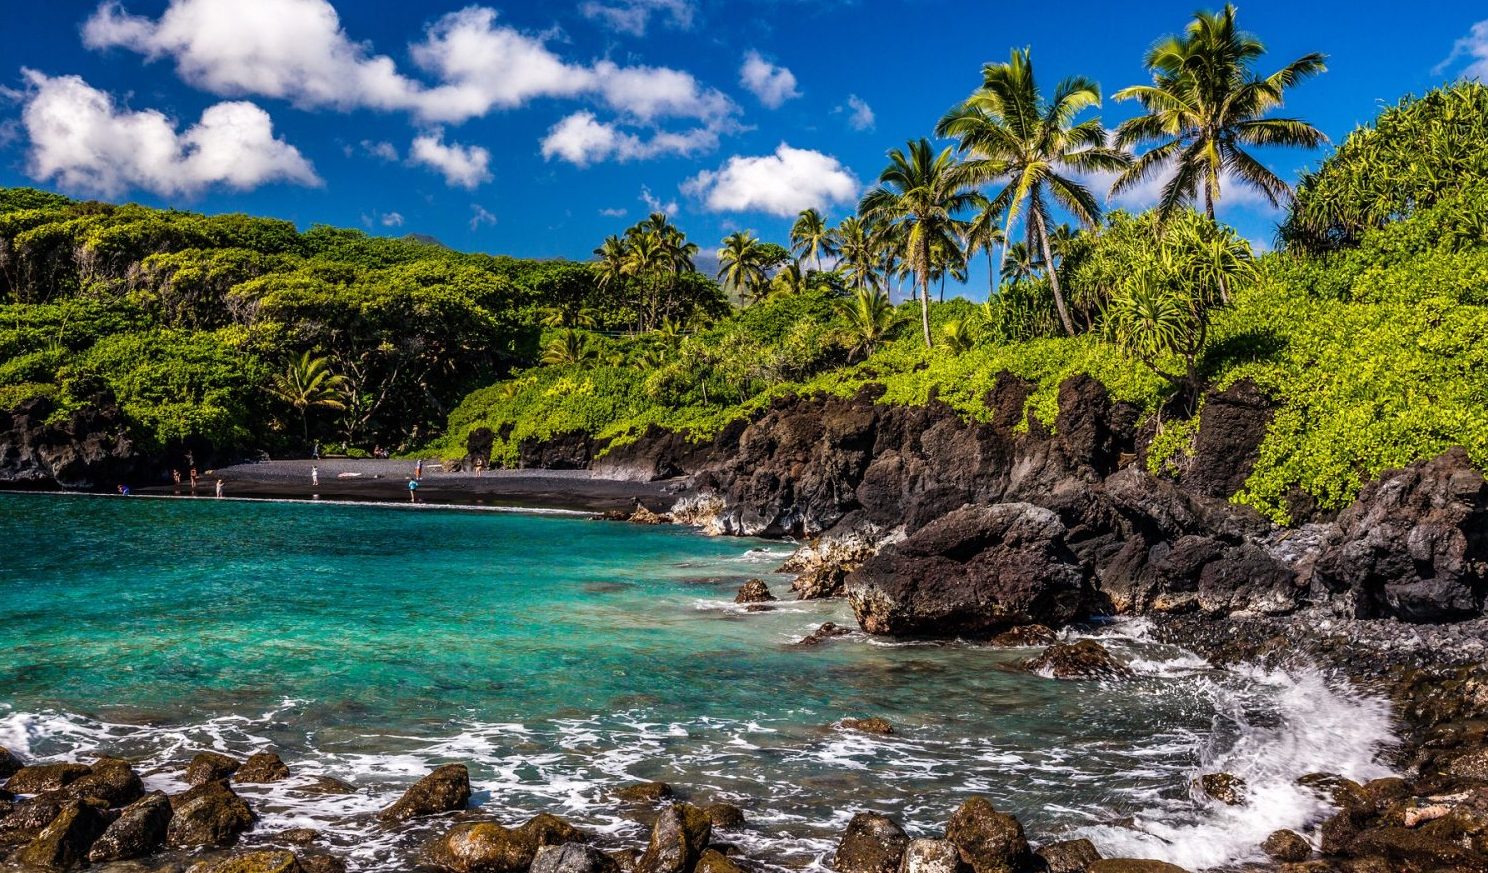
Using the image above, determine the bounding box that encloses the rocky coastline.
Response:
[5,372,1488,871]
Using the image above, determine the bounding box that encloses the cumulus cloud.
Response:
[19,70,318,198]
[639,185,678,216]
[838,94,874,131]
[580,0,694,36]
[85,0,737,128]
[381,211,404,227]
[599,206,628,217]
[409,129,491,189]
[739,51,800,109]
[683,144,859,217]
[1436,19,1488,81]
[539,111,720,166]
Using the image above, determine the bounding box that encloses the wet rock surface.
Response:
[89,791,172,862]
[637,803,710,873]
[945,796,1031,873]
[1024,640,1133,680]
[834,812,909,873]
[1036,838,1102,873]
[380,764,472,823]
[168,780,255,847]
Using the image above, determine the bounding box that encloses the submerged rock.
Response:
[1036,838,1101,873]
[840,718,894,736]
[185,752,242,786]
[989,625,1057,647]
[1261,829,1311,862]
[944,796,1030,873]
[168,780,254,847]
[733,579,776,604]
[637,803,711,873]
[846,503,1090,638]
[701,803,745,829]
[13,798,107,871]
[1196,773,1247,806]
[531,843,620,873]
[234,752,290,784]
[795,622,851,647]
[899,838,959,873]
[380,764,471,823]
[89,791,172,862]
[834,812,909,873]
[5,763,92,794]
[1024,640,1133,680]
[294,776,357,796]
[613,782,673,805]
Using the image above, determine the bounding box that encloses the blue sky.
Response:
[1,0,1484,298]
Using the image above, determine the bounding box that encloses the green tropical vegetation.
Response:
[3,6,1486,528]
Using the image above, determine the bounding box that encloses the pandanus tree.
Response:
[860,139,985,348]
[789,208,841,272]
[716,231,772,303]
[937,48,1129,336]
[1111,3,1327,220]
[268,352,348,452]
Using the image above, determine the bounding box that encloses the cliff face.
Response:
[579,374,1487,629]
[0,397,145,490]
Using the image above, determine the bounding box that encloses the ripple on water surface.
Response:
[0,493,1395,871]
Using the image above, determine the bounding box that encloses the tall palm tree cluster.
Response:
[592,212,701,333]
[720,3,1323,350]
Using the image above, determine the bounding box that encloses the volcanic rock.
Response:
[1024,640,1133,680]
[5,763,91,795]
[380,764,471,823]
[12,798,107,871]
[185,752,242,786]
[1261,829,1311,862]
[733,579,775,604]
[899,838,960,873]
[89,791,172,862]
[944,796,1030,873]
[637,803,711,873]
[531,843,620,873]
[234,752,291,784]
[1037,838,1102,873]
[834,812,909,873]
[167,780,254,847]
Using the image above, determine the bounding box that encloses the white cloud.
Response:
[361,139,398,161]
[580,0,694,36]
[539,111,720,166]
[1081,165,1278,214]
[1437,19,1488,81]
[639,185,678,216]
[409,128,491,189]
[469,203,497,230]
[381,211,404,227]
[839,94,874,131]
[739,51,800,109]
[85,1,737,128]
[19,69,318,198]
[683,144,859,217]
[599,207,628,217]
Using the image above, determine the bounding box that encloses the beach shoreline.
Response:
[133,459,689,514]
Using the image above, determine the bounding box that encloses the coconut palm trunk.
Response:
[1031,206,1076,335]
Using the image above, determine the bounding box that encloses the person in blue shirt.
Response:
[408,478,419,503]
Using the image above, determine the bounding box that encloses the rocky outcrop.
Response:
[1309,448,1488,622]
[637,803,710,873]
[1176,378,1274,499]
[846,504,1090,638]
[168,780,255,847]
[944,796,1031,873]
[1037,839,1102,873]
[733,579,774,604]
[428,814,583,873]
[834,812,909,873]
[12,799,108,871]
[381,764,471,823]
[0,396,147,489]
[185,751,242,786]
[1024,640,1133,680]
[235,752,291,784]
[89,791,172,863]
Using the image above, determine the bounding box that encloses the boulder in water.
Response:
[380,764,471,823]
[734,579,776,604]
[846,503,1090,638]
[0,747,23,780]
[1196,773,1246,805]
[840,718,894,736]
[834,812,909,873]
[701,803,745,829]
[638,803,711,873]
[89,790,172,862]
[899,838,960,873]
[613,782,673,805]
[694,848,742,873]
[294,776,357,796]
[531,843,620,873]
[194,849,303,873]
[1036,838,1101,873]
[989,625,1057,647]
[1086,862,1190,873]
[67,756,144,807]
[5,763,91,794]
[795,622,851,647]
[1261,829,1311,862]
[944,796,1030,873]
[235,752,290,784]
[297,852,348,873]
[12,798,107,871]
[1024,640,1133,680]
[185,752,242,786]
[167,780,254,847]
[428,822,532,873]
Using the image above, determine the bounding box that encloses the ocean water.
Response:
[0,493,1395,871]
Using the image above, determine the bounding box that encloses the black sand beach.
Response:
[140,459,687,513]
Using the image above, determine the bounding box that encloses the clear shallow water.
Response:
[0,493,1394,870]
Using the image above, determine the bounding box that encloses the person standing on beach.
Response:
[311,465,319,487]
[190,467,199,491]
[171,469,181,493]
[407,478,419,503]
[215,479,224,498]
[415,459,424,480]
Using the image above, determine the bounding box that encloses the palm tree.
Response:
[1003,241,1041,283]
[860,139,984,348]
[940,318,974,353]
[937,47,1129,336]
[268,352,348,452]
[542,329,595,365]
[717,231,771,303]
[1111,3,1326,220]
[837,215,881,292]
[592,235,629,292]
[770,262,808,297]
[790,208,840,272]
[964,205,1007,296]
[836,286,898,360]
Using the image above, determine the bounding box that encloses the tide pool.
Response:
[0,493,1393,871]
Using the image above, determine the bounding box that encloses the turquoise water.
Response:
[0,493,1394,870]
